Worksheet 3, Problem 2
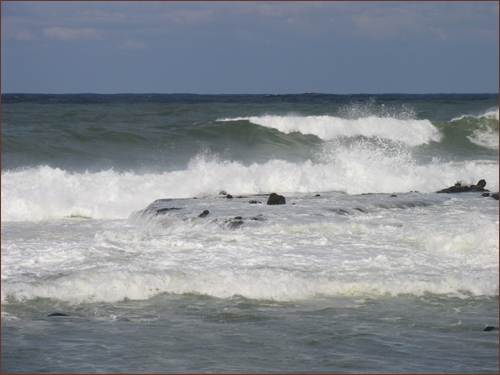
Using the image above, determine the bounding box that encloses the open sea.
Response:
[1,93,499,374]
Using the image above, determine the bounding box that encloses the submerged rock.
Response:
[47,313,69,317]
[156,207,181,215]
[267,193,286,205]
[483,326,499,332]
[198,210,210,217]
[437,180,490,194]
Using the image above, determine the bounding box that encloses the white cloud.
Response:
[118,40,146,50]
[43,27,103,41]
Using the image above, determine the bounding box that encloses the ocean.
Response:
[1,93,498,374]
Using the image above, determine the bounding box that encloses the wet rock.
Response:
[267,193,286,205]
[353,207,368,213]
[198,210,210,217]
[490,193,499,200]
[226,194,233,199]
[228,217,244,229]
[330,208,350,215]
[483,326,499,332]
[249,200,261,204]
[47,313,69,317]
[156,207,181,215]
[437,179,490,194]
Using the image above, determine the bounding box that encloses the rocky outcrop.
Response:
[437,179,489,194]
[267,193,286,205]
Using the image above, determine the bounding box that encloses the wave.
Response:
[448,108,499,150]
[2,148,498,222]
[2,265,497,303]
[218,115,442,146]
[451,108,499,122]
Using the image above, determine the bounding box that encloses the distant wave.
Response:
[218,115,442,146]
[451,108,499,122]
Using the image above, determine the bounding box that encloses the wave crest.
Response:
[219,115,442,146]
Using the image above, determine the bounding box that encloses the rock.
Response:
[267,193,286,205]
[249,200,261,204]
[219,191,227,196]
[483,326,499,332]
[228,217,244,229]
[226,194,233,199]
[156,207,181,215]
[47,313,69,317]
[353,207,368,213]
[490,193,499,200]
[198,210,210,217]
[437,179,490,194]
[476,179,487,188]
[330,208,350,215]
[315,194,321,197]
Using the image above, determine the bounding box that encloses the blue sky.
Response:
[1,1,498,94]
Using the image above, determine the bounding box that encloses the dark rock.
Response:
[156,207,181,215]
[198,210,210,217]
[228,218,243,229]
[315,194,321,197]
[437,179,489,194]
[476,179,487,188]
[226,194,233,199]
[47,313,69,317]
[250,215,265,221]
[353,207,368,213]
[331,208,350,215]
[219,191,227,196]
[249,200,261,204]
[483,326,499,332]
[390,194,397,197]
[267,193,286,205]
[490,193,499,200]
[482,193,490,197]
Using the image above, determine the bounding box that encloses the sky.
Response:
[1,1,499,94]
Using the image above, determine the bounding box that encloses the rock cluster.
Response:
[437,179,489,193]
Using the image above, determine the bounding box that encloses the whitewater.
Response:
[1,93,498,374]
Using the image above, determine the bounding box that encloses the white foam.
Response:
[218,115,442,146]
[2,152,499,222]
[467,125,499,150]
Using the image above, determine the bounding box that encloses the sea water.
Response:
[1,93,498,373]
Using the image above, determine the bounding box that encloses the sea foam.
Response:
[2,151,498,222]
